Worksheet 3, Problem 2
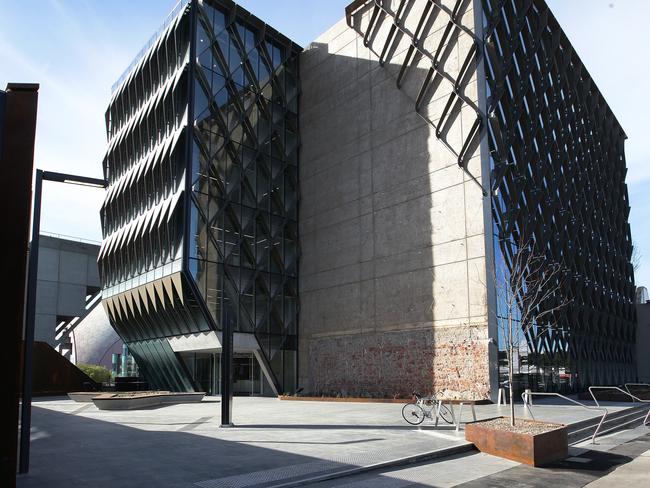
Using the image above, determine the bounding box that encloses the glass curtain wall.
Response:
[180,351,265,395]
[483,0,636,393]
[100,0,301,394]
[187,0,301,394]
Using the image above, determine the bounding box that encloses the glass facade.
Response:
[180,351,268,396]
[99,0,300,394]
[187,0,300,394]
[483,0,637,393]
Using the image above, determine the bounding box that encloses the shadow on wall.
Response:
[297,0,490,399]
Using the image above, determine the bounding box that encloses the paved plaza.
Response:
[16,396,648,488]
[314,427,650,488]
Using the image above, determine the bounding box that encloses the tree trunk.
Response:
[509,366,515,427]
[508,316,515,427]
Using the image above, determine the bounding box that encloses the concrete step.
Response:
[193,405,649,488]
[195,442,477,488]
[568,404,650,444]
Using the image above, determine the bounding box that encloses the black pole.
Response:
[220,316,233,427]
[18,169,42,474]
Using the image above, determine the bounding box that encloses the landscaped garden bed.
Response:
[465,416,567,466]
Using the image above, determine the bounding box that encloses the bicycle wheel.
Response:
[402,403,425,425]
[437,403,454,424]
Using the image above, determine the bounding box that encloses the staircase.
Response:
[567,404,650,445]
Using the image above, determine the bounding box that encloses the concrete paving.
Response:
[312,452,517,487]
[16,396,642,488]
[313,426,650,488]
[454,429,650,488]
[585,448,650,487]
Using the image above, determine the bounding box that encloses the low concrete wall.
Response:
[92,392,205,410]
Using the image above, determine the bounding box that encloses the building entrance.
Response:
[232,353,262,396]
[180,351,268,396]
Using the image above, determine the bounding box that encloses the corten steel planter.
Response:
[465,417,568,467]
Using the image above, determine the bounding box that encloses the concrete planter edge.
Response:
[91,392,205,410]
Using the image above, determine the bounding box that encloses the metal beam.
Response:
[42,171,107,188]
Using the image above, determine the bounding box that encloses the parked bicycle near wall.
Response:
[402,391,454,425]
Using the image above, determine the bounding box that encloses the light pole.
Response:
[19,170,106,474]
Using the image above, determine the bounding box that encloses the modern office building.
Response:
[100,0,637,399]
[99,0,299,395]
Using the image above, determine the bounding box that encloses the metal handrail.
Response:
[624,383,650,397]
[589,386,650,428]
[520,391,608,444]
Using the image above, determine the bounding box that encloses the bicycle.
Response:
[402,391,454,425]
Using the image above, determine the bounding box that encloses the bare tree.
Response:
[493,237,570,426]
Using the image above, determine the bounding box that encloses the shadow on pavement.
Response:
[17,405,340,488]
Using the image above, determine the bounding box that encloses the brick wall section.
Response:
[308,326,490,400]
[431,326,491,400]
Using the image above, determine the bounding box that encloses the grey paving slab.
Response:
[18,397,466,488]
[311,451,517,488]
[455,430,650,488]
[585,448,650,487]
[15,396,643,488]
[314,426,650,488]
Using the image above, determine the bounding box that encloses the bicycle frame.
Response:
[415,396,438,419]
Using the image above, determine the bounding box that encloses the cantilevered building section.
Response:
[99,0,301,394]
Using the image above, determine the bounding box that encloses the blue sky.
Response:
[1,0,649,287]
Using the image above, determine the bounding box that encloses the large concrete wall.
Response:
[298,0,493,399]
[35,235,101,345]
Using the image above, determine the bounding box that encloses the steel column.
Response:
[220,318,234,427]
[18,169,42,474]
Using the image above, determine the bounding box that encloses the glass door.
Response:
[195,353,214,395]
[232,353,262,395]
